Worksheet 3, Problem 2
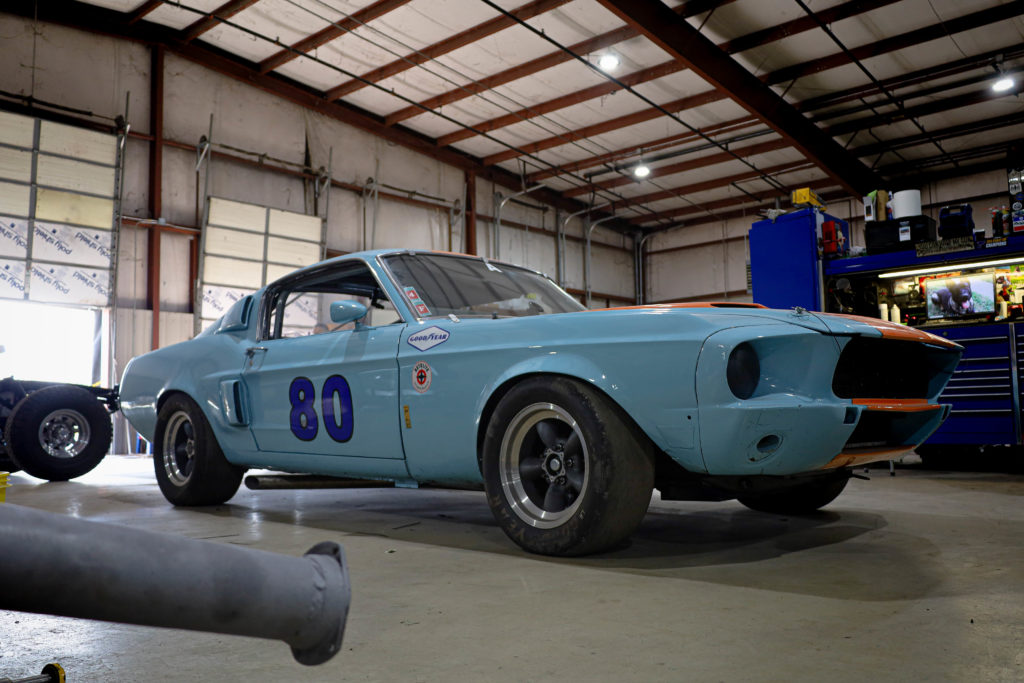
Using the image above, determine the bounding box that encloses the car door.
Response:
[241,260,406,460]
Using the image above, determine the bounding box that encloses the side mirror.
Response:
[218,296,253,333]
[330,300,368,326]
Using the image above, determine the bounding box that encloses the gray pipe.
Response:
[585,215,616,308]
[494,184,544,260]
[0,504,350,666]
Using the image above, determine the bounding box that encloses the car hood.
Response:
[577,303,960,349]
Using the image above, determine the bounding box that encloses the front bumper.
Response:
[693,324,957,476]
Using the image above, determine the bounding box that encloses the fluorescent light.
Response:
[598,54,620,70]
[633,164,650,178]
[993,76,1015,92]
[879,256,1024,279]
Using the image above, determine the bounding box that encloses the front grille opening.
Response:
[843,409,936,453]
[833,338,931,398]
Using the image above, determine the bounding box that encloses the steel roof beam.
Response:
[797,44,1024,114]
[528,45,1024,184]
[854,111,1024,159]
[595,0,877,194]
[180,0,260,43]
[627,111,1024,226]
[322,0,574,102]
[608,160,815,211]
[482,89,729,166]
[654,150,1015,232]
[483,2,1020,170]
[527,119,765,184]
[258,0,413,74]
[628,178,837,226]
[382,0,736,126]
[128,0,163,24]
[826,82,1024,138]
[2,0,645,232]
[765,2,1024,86]
[435,0,900,147]
[565,137,791,197]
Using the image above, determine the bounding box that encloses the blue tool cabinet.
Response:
[749,215,1024,448]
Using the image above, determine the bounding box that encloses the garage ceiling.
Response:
[8,0,1024,234]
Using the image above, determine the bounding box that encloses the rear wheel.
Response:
[737,476,849,515]
[4,385,112,481]
[154,393,243,506]
[482,376,654,556]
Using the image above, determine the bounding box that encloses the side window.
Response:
[262,262,402,340]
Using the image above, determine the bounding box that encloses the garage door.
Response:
[0,111,119,307]
[197,196,323,332]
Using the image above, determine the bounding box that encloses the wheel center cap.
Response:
[548,456,562,472]
[185,440,195,458]
[54,425,71,443]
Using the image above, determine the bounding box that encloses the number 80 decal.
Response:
[289,375,354,442]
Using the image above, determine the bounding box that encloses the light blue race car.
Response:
[120,249,961,556]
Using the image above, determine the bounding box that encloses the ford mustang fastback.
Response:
[120,249,961,556]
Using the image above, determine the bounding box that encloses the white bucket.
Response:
[891,190,922,218]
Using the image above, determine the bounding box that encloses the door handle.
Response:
[246,346,268,357]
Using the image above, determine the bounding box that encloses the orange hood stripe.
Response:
[825,313,962,350]
[590,302,768,312]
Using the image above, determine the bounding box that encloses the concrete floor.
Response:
[1,455,1022,682]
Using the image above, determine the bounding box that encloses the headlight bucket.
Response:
[727,342,760,399]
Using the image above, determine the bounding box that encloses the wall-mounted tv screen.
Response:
[925,273,996,320]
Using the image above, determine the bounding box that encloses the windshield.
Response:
[383,253,584,318]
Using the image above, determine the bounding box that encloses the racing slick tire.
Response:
[3,385,112,481]
[154,393,244,506]
[482,376,655,557]
[737,476,849,515]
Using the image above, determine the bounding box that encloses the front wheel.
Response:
[4,385,112,481]
[737,476,849,515]
[482,376,654,557]
[154,393,243,506]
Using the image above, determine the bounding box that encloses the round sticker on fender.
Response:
[412,361,432,393]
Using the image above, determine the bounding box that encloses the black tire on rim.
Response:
[3,385,112,481]
[153,393,244,506]
[482,376,654,557]
[737,476,849,515]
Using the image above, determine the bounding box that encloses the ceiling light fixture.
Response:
[993,75,1015,92]
[598,54,620,71]
[879,256,1024,279]
[634,163,650,178]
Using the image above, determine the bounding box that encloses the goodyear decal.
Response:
[408,326,449,351]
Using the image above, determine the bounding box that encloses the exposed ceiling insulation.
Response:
[7,0,1024,234]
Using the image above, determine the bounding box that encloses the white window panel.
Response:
[267,235,319,267]
[35,187,115,229]
[207,197,267,232]
[200,284,249,322]
[0,181,31,218]
[0,148,32,183]
[0,112,34,147]
[39,120,116,166]
[204,225,265,260]
[283,293,318,328]
[32,222,112,267]
[265,262,295,284]
[203,254,263,289]
[0,258,27,300]
[28,262,110,306]
[0,216,29,259]
[268,208,321,241]
[36,155,116,197]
